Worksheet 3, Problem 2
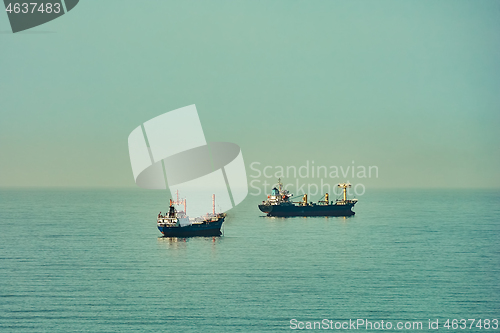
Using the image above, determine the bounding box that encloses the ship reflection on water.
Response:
[157,235,221,249]
[260,215,355,220]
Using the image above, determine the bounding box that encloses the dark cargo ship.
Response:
[258,179,357,217]
[157,193,226,237]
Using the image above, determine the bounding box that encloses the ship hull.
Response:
[258,204,355,217]
[158,218,224,237]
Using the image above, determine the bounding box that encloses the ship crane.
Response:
[337,183,357,204]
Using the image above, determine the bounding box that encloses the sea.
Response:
[0,188,498,332]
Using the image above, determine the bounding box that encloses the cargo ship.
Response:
[157,192,226,237]
[258,179,357,217]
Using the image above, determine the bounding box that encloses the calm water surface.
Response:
[0,189,499,332]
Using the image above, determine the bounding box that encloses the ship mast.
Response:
[212,194,215,215]
[337,183,351,202]
[171,190,187,214]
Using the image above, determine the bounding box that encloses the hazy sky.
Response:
[1,0,499,189]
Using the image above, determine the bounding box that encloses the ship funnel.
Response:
[325,193,329,204]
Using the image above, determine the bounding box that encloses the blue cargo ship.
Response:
[258,179,357,217]
[157,193,226,237]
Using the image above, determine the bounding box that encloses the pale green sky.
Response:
[1,0,499,188]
